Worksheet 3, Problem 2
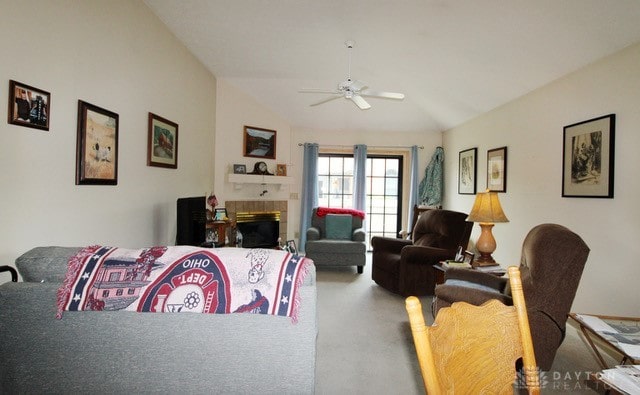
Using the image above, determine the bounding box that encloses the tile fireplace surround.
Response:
[225,200,288,244]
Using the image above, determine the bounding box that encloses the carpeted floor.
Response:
[314,254,615,394]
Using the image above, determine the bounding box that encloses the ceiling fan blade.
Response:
[299,89,341,94]
[348,79,368,92]
[360,89,405,100]
[309,95,342,107]
[351,95,371,110]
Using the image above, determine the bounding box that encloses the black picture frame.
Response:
[75,100,119,185]
[286,240,298,255]
[214,208,227,221]
[8,80,50,131]
[562,114,615,198]
[243,125,276,159]
[487,146,507,192]
[233,164,247,174]
[458,148,477,195]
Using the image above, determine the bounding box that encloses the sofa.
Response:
[305,207,366,273]
[0,246,317,394]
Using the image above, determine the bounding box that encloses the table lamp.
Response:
[467,190,509,266]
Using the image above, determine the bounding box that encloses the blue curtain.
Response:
[418,146,444,207]
[353,144,367,212]
[407,145,419,230]
[299,143,319,253]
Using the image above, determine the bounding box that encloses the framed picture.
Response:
[454,246,464,262]
[562,114,615,198]
[286,240,298,255]
[233,164,247,174]
[148,112,178,169]
[244,125,276,159]
[75,100,118,185]
[8,80,50,131]
[462,250,475,266]
[458,148,477,195]
[276,163,287,176]
[487,146,507,192]
[214,208,227,221]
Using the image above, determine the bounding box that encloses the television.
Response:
[176,196,207,246]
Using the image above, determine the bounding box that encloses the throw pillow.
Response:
[325,214,353,240]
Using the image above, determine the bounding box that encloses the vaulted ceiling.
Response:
[145,0,640,133]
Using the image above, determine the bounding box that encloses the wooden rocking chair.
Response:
[405,266,540,394]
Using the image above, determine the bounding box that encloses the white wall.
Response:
[443,43,640,316]
[0,0,216,276]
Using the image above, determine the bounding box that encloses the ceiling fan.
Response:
[299,41,405,110]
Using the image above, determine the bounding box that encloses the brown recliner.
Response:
[433,223,590,371]
[371,209,473,296]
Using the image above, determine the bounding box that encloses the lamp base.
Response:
[473,253,499,267]
[474,223,500,267]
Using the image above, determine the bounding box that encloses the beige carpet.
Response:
[314,254,615,394]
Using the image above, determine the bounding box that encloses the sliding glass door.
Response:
[317,154,403,249]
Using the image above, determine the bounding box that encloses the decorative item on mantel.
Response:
[466,189,509,267]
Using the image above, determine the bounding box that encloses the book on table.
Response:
[442,260,472,269]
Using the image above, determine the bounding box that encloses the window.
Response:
[318,153,403,249]
[317,155,354,208]
[116,288,123,296]
[109,272,120,282]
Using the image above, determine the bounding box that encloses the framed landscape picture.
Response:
[148,112,178,169]
[8,80,50,131]
[562,114,615,198]
[458,148,477,195]
[487,146,507,192]
[243,125,276,159]
[75,100,119,185]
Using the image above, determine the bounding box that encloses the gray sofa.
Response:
[0,247,317,394]
[304,208,366,273]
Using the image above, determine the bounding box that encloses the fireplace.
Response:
[236,211,280,248]
[225,200,288,248]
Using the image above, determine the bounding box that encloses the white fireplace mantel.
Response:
[227,173,294,190]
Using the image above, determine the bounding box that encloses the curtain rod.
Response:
[297,143,424,149]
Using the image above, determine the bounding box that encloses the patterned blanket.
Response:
[56,246,311,322]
